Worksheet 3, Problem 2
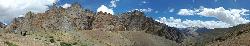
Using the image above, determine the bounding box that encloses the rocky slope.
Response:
[208,30,250,46]
[189,23,250,46]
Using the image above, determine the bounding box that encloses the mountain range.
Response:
[0,4,250,46]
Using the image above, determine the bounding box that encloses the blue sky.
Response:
[56,0,250,20]
[0,0,249,29]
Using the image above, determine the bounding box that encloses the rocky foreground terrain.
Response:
[0,4,250,46]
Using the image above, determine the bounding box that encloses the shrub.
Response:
[60,42,72,46]
[50,39,55,43]
[4,41,18,46]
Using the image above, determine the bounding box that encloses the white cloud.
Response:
[129,8,153,13]
[178,9,198,15]
[197,7,249,25]
[97,5,114,15]
[158,7,249,29]
[0,0,58,24]
[61,3,71,8]
[177,7,250,27]
[155,17,231,29]
[109,0,119,8]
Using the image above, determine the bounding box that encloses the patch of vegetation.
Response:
[57,39,61,41]
[60,42,72,46]
[72,42,78,45]
[4,41,18,46]
[21,31,27,36]
[49,36,54,38]
[80,43,91,46]
[50,39,55,43]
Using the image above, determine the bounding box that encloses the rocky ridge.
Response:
[3,4,184,43]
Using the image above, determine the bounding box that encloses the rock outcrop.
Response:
[92,11,121,31]
[120,11,184,42]
[92,10,184,42]
[0,22,6,28]
[5,4,184,43]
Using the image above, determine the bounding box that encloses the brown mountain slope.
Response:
[0,4,184,46]
[208,31,250,46]
[193,23,250,46]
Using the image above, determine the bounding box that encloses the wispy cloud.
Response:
[155,11,159,13]
[109,0,119,8]
[178,9,198,15]
[169,8,175,12]
[142,1,149,4]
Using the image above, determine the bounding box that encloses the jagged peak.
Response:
[132,10,144,15]
[121,10,145,16]
[23,11,35,18]
[48,3,60,10]
[70,3,82,9]
[97,11,112,16]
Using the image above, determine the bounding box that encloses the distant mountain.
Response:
[174,22,250,46]
[193,23,250,46]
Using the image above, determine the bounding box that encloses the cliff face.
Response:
[93,11,184,42]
